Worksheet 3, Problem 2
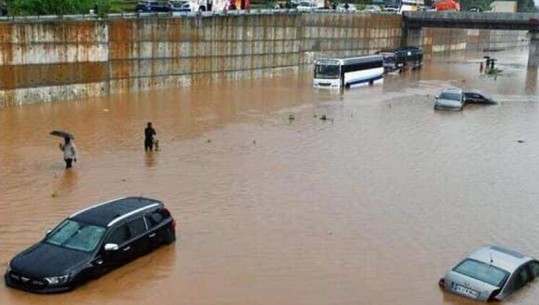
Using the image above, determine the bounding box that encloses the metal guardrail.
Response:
[0,9,402,22]
[0,9,303,22]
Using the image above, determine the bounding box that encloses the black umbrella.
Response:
[50,130,75,140]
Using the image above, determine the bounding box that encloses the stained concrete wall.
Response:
[0,13,530,107]
[0,21,109,106]
[300,13,402,66]
[108,15,301,94]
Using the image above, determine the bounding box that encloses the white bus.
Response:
[313,55,384,89]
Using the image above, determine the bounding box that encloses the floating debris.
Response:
[320,115,334,122]
[518,140,525,143]
[288,114,295,121]
[253,140,256,145]
[206,139,211,143]
[51,190,59,198]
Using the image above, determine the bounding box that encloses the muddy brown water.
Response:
[1,48,538,305]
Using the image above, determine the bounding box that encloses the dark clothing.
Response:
[144,139,154,151]
[65,158,73,169]
[144,127,156,151]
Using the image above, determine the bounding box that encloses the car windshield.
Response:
[439,91,461,101]
[453,259,510,287]
[315,64,340,79]
[45,219,106,252]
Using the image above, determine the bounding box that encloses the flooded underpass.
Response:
[1,48,539,305]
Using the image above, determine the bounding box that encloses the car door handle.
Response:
[149,233,156,238]
[122,246,131,251]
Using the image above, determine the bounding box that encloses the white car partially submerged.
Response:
[439,245,539,302]
[434,87,465,111]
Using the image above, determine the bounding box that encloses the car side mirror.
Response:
[435,96,439,100]
[46,229,52,235]
[104,243,119,251]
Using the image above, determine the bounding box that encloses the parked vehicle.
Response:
[463,90,496,104]
[313,55,384,89]
[393,46,423,70]
[336,3,357,12]
[4,197,176,293]
[136,0,173,12]
[398,0,425,13]
[434,0,460,11]
[382,6,399,12]
[363,4,382,12]
[434,87,465,111]
[297,0,318,11]
[439,245,539,301]
[378,52,400,73]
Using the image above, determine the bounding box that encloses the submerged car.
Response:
[439,245,539,302]
[434,87,465,111]
[463,90,496,105]
[5,197,176,293]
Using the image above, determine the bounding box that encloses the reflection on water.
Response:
[144,152,157,168]
[0,48,538,305]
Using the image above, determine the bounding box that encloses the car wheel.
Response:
[163,227,176,245]
[72,270,92,289]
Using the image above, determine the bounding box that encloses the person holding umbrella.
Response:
[59,136,78,169]
[50,130,78,169]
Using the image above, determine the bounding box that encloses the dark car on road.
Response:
[4,196,176,293]
[136,0,173,12]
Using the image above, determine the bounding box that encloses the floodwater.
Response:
[1,47,539,305]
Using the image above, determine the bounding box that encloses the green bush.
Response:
[9,0,110,15]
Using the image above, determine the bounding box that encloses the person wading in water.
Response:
[59,137,78,169]
[144,122,157,152]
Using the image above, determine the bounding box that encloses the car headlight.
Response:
[44,274,70,285]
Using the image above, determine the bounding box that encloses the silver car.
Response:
[434,87,465,111]
[439,245,539,301]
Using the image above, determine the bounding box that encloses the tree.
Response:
[8,0,109,16]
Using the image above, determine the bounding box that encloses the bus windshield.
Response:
[314,64,340,79]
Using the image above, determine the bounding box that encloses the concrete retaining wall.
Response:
[0,13,529,107]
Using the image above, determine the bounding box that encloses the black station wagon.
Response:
[4,196,176,293]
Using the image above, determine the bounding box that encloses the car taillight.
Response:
[171,219,176,228]
[438,278,446,289]
[488,289,501,302]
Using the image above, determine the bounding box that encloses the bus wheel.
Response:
[199,6,206,11]
[345,84,350,89]
[369,81,373,86]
